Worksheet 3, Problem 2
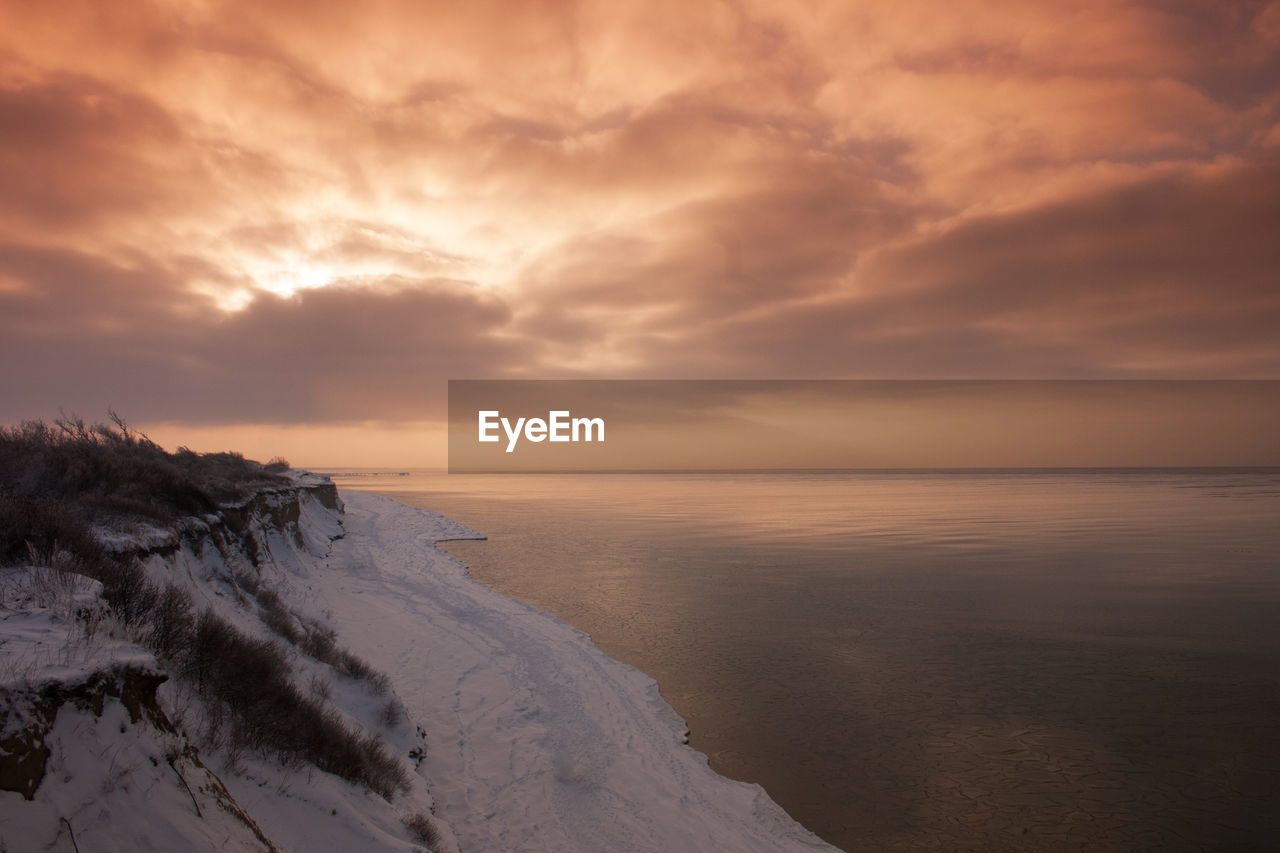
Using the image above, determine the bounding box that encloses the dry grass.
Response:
[0,412,412,801]
[403,812,442,849]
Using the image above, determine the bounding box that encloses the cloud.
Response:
[0,243,518,424]
[0,70,187,228]
[679,157,1280,378]
[0,0,1277,439]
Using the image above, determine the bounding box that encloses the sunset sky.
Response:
[2,1,1278,465]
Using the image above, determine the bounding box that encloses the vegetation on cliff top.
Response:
[0,411,289,525]
[0,414,410,801]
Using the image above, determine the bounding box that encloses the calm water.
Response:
[332,470,1280,852]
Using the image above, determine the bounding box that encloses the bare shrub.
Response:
[182,609,241,694]
[357,731,411,799]
[298,619,394,694]
[365,669,392,696]
[334,649,392,694]
[233,570,261,596]
[179,608,409,799]
[258,598,301,645]
[379,697,404,729]
[309,673,332,700]
[97,559,158,625]
[253,586,281,609]
[22,562,83,610]
[149,585,194,660]
[403,812,441,849]
[0,413,289,526]
[300,622,337,662]
[0,493,108,577]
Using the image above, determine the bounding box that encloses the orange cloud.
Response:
[0,0,1277,450]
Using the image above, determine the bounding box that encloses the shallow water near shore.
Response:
[332,469,1280,852]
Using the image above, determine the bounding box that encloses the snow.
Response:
[306,491,837,853]
[93,521,182,555]
[0,567,150,687]
[1,568,271,852]
[1,700,274,853]
[283,470,337,489]
[2,481,838,852]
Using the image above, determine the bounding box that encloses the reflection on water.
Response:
[333,470,1280,852]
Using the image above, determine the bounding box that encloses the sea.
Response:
[330,469,1280,852]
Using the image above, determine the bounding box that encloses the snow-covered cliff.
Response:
[2,472,836,852]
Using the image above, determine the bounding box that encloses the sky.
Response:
[1,1,1278,465]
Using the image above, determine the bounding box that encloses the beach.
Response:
[340,469,1280,851]
[311,489,836,852]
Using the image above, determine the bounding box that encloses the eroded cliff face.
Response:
[0,657,280,851]
[99,475,344,567]
[0,474,357,853]
[0,664,169,800]
[223,477,342,546]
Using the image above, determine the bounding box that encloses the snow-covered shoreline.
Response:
[315,489,837,852]
[3,475,838,852]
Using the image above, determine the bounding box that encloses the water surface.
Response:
[333,470,1280,851]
